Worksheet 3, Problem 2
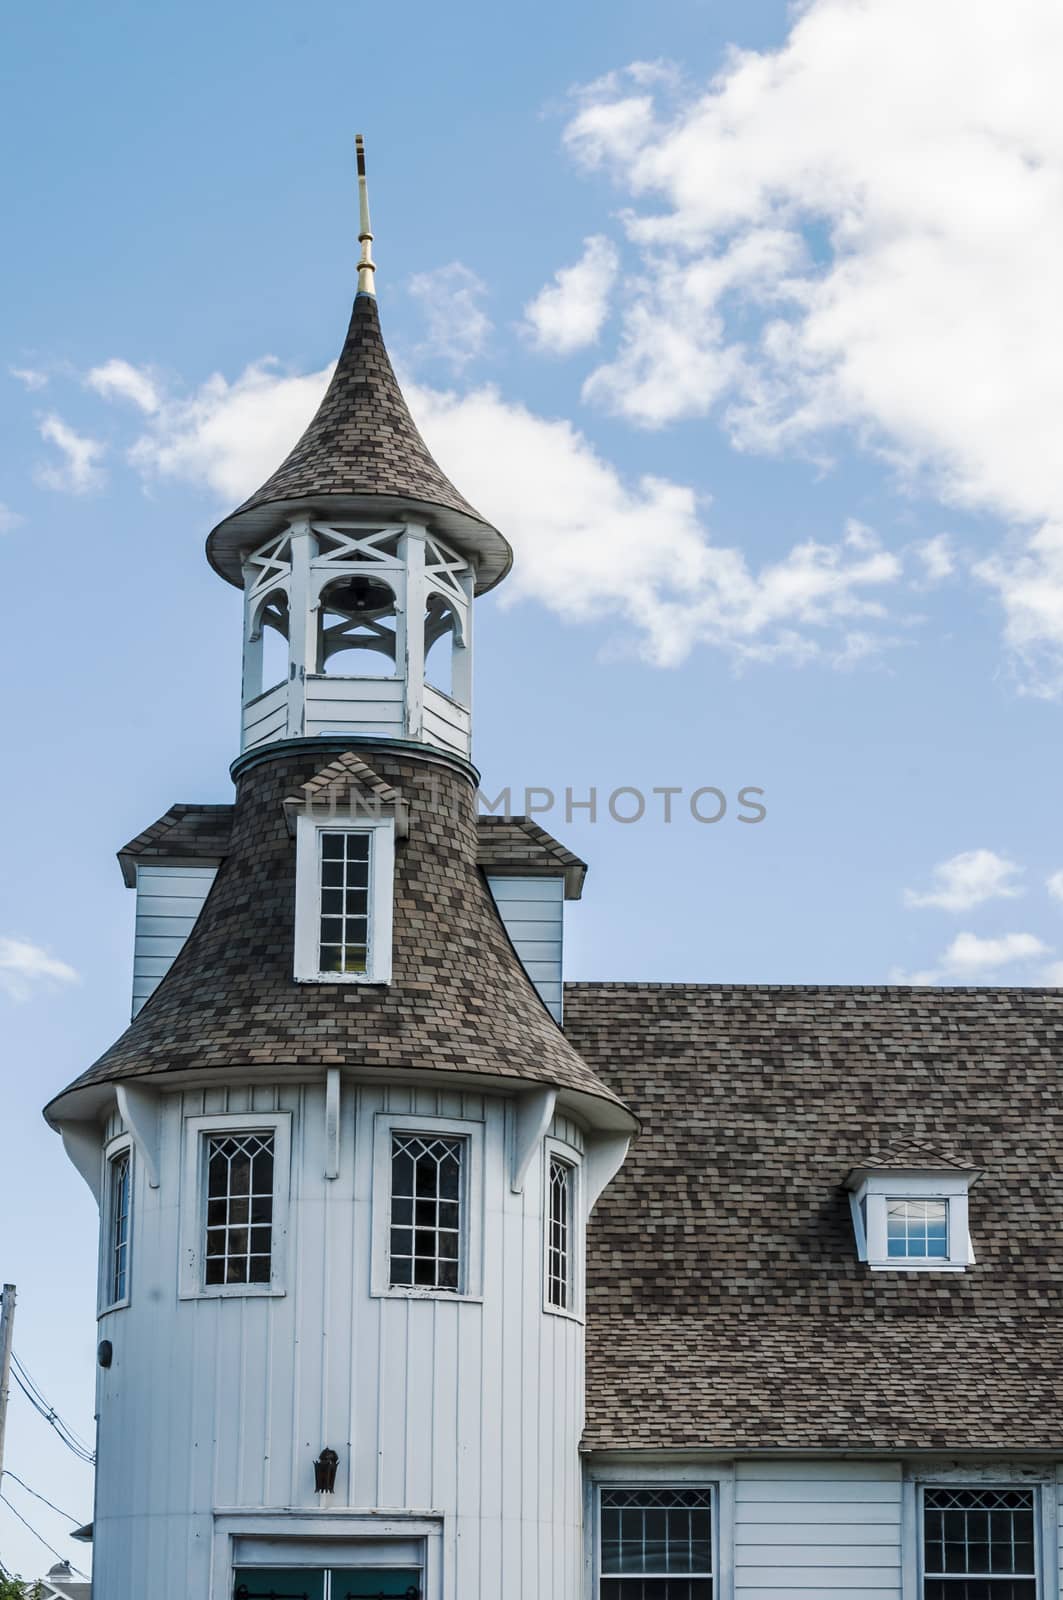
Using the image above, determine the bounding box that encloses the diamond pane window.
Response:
[109,1150,131,1304]
[205,1132,275,1286]
[888,1199,949,1259]
[389,1133,464,1291]
[600,1487,713,1599]
[547,1156,572,1310]
[923,1487,1038,1598]
[318,831,371,976]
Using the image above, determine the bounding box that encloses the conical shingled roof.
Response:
[206,294,512,593]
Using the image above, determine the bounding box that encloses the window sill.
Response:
[544,1302,585,1324]
[179,1283,287,1301]
[295,972,391,986]
[97,1296,130,1318]
[372,1287,484,1305]
[867,1261,968,1273]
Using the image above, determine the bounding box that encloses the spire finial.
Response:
[355,134,376,297]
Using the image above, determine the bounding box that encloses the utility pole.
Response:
[0,1283,15,1481]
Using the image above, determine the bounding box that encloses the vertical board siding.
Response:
[132,865,218,1015]
[486,875,565,1022]
[92,1081,585,1600]
[734,1461,903,1600]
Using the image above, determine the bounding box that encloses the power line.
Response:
[2,1471,81,1525]
[0,1490,89,1579]
[9,1359,95,1466]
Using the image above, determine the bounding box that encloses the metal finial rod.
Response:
[355,134,376,296]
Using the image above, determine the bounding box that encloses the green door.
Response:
[233,1572,325,1600]
[329,1572,421,1599]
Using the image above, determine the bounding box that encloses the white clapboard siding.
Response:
[242,680,288,749]
[423,683,472,757]
[305,673,405,742]
[486,875,564,1022]
[92,1083,587,1600]
[734,1461,903,1600]
[132,865,218,1016]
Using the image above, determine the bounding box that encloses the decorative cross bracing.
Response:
[205,1132,275,1286]
[923,1488,1037,1598]
[389,1133,464,1290]
[600,1488,714,1599]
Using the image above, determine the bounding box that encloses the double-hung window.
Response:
[102,1145,132,1310]
[371,1113,484,1300]
[293,816,394,984]
[600,1487,714,1598]
[922,1486,1038,1597]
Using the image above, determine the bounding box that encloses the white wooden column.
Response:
[241,561,264,704]
[402,524,427,742]
[453,567,474,715]
[286,518,315,739]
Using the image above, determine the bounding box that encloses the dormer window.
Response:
[293,815,394,984]
[847,1156,981,1272]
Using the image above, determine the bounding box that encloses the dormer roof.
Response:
[206,293,512,594]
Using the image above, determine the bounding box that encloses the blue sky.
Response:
[4,0,1063,1577]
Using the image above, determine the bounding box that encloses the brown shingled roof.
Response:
[117,804,234,888]
[567,981,1063,1451]
[206,294,511,593]
[52,748,629,1126]
[476,816,587,899]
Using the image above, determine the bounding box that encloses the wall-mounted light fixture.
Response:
[313,1447,339,1495]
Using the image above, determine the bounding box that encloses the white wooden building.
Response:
[43,147,1063,1600]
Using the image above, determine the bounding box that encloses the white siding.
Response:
[132,864,218,1016]
[422,683,471,757]
[304,673,405,742]
[92,1081,586,1600]
[486,875,564,1022]
[242,680,288,750]
[734,1461,903,1600]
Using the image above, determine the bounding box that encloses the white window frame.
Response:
[593,1478,720,1599]
[370,1112,484,1302]
[98,1134,133,1315]
[916,1480,1046,1600]
[179,1112,291,1300]
[293,814,394,985]
[849,1171,975,1271]
[543,1136,583,1322]
[211,1512,443,1600]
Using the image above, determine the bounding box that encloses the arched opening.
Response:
[424,592,458,698]
[317,574,398,677]
[258,591,290,692]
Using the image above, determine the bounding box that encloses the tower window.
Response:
[922,1486,1037,1597]
[600,1487,714,1598]
[205,1131,275,1286]
[106,1148,131,1307]
[547,1155,573,1311]
[389,1133,464,1291]
[294,816,394,985]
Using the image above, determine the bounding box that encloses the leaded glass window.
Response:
[318,831,371,975]
[923,1487,1038,1598]
[888,1198,949,1259]
[547,1155,572,1310]
[109,1149,131,1304]
[600,1487,713,1599]
[389,1133,463,1291]
[205,1132,275,1286]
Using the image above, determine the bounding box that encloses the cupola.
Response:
[207,137,512,761]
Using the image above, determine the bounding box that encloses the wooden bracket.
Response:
[584,1133,631,1218]
[511,1086,557,1194]
[116,1082,162,1189]
[57,1120,103,1204]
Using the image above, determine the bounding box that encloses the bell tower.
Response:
[208,138,509,760]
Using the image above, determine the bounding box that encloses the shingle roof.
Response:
[206,294,511,593]
[50,748,630,1124]
[476,816,587,899]
[117,804,234,888]
[566,982,1063,1451]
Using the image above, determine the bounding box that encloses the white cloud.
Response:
[904,849,1024,913]
[0,937,79,1002]
[407,264,492,369]
[560,4,1063,684]
[10,365,47,391]
[0,503,23,533]
[523,235,620,355]
[1046,869,1063,903]
[1040,960,1063,984]
[894,929,1051,985]
[128,359,332,503]
[912,534,956,585]
[115,352,905,668]
[87,357,162,414]
[35,414,106,494]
